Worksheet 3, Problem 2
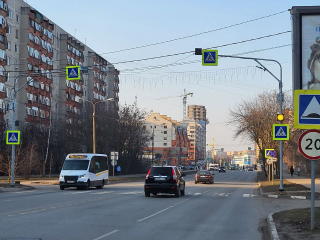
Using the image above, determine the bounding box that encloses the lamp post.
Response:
[11,75,33,187]
[83,98,113,153]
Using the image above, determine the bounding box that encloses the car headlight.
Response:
[79,174,86,178]
[60,175,64,179]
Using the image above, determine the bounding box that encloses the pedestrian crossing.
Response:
[10,190,257,198]
[188,192,257,197]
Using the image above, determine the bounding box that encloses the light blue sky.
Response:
[26,0,320,151]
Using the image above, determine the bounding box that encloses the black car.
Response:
[195,170,214,184]
[219,166,226,172]
[144,166,186,197]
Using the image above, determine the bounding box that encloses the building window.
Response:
[7,25,11,34]
[0,33,5,43]
[6,56,9,66]
[164,131,167,134]
[8,10,12,19]
[163,143,167,146]
[164,137,167,140]
[16,14,19,23]
[7,41,10,50]
[15,29,18,39]
[14,44,18,53]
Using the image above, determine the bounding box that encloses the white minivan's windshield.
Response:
[62,160,89,170]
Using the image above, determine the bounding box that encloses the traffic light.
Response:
[277,114,284,121]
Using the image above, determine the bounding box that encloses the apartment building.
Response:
[180,118,206,163]
[188,105,206,122]
[0,0,119,140]
[144,113,189,166]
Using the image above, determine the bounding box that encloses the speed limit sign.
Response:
[299,129,320,160]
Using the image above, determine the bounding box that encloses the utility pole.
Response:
[151,126,154,166]
[195,48,284,190]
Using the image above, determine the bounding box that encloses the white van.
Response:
[209,163,219,171]
[59,153,108,190]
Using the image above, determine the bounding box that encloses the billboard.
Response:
[292,6,320,90]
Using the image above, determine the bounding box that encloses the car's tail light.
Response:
[146,168,151,180]
[172,168,177,181]
[207,175,211,178]
[196,175,200,178]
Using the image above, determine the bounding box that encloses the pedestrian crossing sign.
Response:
[6,130,20,145]
[272,124,289,140]
[66,66,80,80]
[202,50,218,66]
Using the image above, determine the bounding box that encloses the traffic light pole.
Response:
[196,50,284,190]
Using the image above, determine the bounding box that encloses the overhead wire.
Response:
[100,10,288,55]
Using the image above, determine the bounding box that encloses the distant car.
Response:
[144,166,186,197]
[247,167,254,171]
[195,170,214,184]
[185,165,194,170]
[219,166,226,173]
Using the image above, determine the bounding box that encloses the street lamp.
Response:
[10,75,33,187]
[83,98,113,153]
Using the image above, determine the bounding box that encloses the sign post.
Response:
[298,129,320,230]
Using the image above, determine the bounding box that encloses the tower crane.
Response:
[156,89,193,119]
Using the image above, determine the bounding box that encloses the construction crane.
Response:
[156,89,193,119]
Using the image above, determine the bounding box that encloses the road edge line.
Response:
[267,213,280,240]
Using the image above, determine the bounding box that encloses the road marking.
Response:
[13,191,36,194]
[90,191,114,195]
[218,193,225,196]
[243,194,251,197]
[194,193,201,196]
[137,206,173,222]
[118,191,143,195]
[92,230,119,240]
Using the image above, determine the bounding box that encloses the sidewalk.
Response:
[283,171,320,193]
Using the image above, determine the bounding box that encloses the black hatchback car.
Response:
[219,166,226,172]
[144,166,186,197]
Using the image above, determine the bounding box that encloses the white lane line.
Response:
[225,193,232,197]
[13,191,36,194]
[243,194,251,197]
[92,230,119,240]
[137,206,173,222]
[90,191,114,195]
[218,193,225,196]
[194,193,201,196]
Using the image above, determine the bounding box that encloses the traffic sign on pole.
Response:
[273,124,289,140]
[66,66,80,80]
[202,50,218,66]
[294,90,320,129]
[265,149,276,158]
[299,129,320,160]
[6,131,20,145]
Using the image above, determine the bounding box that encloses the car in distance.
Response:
[219,166,226,173]
[247,166,254,171]
[144,166,186,198]
[195,170,214,184]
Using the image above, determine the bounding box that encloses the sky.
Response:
[25,0,320,152]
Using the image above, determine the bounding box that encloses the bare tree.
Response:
[229,90,292,177]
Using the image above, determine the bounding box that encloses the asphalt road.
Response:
[0,170,313,240]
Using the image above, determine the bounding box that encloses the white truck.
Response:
[209,163,219,171]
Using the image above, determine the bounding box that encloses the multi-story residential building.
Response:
[188,105,206,122]
[1,0,119,142]
[144,113,189,166]
[180,118,206,163]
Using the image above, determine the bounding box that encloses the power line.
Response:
[101,10,288,55]
[112,31,291,65]
[120,43,291,73]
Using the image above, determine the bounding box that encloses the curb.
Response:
[258,182,308,200]
[267,213,280,240]
[263,194,308,200]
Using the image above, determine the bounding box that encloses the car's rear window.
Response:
[150,167,173,176]
[198,171,210,174]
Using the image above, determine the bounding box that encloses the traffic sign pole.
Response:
[311,160,315,230]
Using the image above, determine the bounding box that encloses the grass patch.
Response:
[273,208,320,239]
[257,171,310,193]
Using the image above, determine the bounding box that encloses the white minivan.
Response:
[59,153,108,190]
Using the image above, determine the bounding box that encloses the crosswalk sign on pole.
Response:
[66,66,80,80]
[202,50,218,66]
[6,131,20,145]
[273,124,289,140]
